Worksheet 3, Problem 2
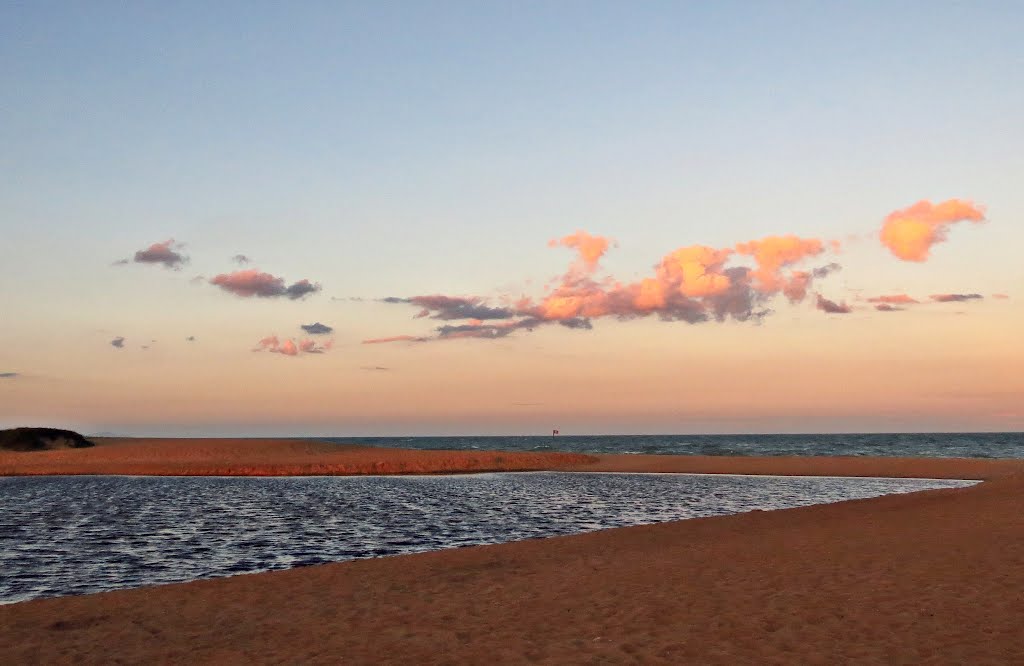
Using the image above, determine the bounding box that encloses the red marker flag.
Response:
[552,429,559,436]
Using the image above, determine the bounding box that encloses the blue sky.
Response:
[1,2,1021,435]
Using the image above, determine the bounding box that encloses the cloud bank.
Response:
[368,230,844,342]
[364,199,998,343]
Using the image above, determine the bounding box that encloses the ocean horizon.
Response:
[315,432,1024,459]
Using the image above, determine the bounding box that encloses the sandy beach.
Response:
[2,442,1023,664]
[0,437,595,476]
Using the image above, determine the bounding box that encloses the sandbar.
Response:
[0,437,594,476]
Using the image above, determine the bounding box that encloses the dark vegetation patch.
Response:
[0,427,94,452]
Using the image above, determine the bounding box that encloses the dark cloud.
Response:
[437,318,542,340]
[132,239,188,269]
[384,295,514,321]
[209,270,321,300]
[362,335,429,344]
[110,337,125,348]
[186,336,196,342]
[811,263,842,279]
[285,280,320,300]
[300,322,334,335]
[815,295,852,314]
[874,304,905,312]
[232,254,251,265]
[558,317,593,330]
[111,259,129,266]
[436,324,515,340]
[930,293,983,303]
[0,372,19,379]
[360,366,390,371]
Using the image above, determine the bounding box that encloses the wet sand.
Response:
[2,448,1023,663]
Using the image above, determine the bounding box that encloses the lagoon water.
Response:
[0,472,974,605]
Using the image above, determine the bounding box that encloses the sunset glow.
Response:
[1,3,1021,436]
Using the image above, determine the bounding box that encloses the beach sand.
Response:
[0,437,595,476]
[2,445,1023,664]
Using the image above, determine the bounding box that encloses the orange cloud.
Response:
[655,245,733,298]
[879,199,985,261]
[735,235,826,294]
[548,231,612,272]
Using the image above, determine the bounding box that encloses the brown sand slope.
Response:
[2,455,1023,664]
[0,437,594,476]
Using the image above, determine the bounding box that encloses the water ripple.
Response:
[0,472,974,604]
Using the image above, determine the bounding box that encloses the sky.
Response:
[1,2,1022,436]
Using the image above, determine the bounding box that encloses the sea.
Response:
[319,431,1024,459]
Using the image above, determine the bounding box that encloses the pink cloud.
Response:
[210,270,321,300]
[254,335,331,356]
[131,239,188,269]
[548,231,613,272]
[867,294,919,305]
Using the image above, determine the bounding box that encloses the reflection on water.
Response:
[0,472,974,604]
